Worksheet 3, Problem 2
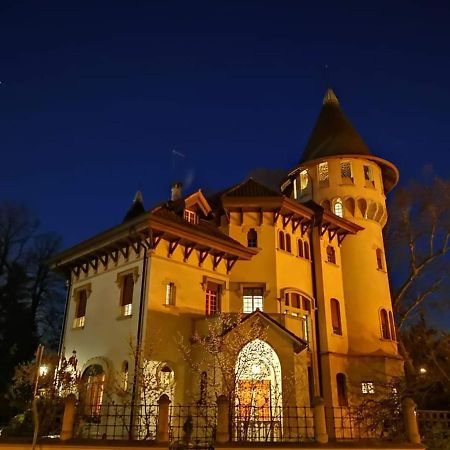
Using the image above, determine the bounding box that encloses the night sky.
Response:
[1,0,449,248]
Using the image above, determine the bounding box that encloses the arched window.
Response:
[333,198,344,218]
[279,231,285,251]
[247,229,258,248]
[336,373,348,406]
[330,298,342,335]
[380,309,390,339]
[389,311,396,341]
[298,239,304,258]
[304,241,310,260]
[285,234,291,252]
[122,361,129,391]
[327,245,336,264]
[376,248,384,270]
[82,364,105,418]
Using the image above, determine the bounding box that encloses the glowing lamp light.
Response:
[251,364,261,375]
[39,365,48,377]
[419,367,427,374]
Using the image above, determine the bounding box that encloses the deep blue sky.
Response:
[1,0,449,247]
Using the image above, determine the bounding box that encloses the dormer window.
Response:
[184,209,198,224]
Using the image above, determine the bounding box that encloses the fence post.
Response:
[216,395,230,443]
[402,397,421,444]
[60,394,77,441]
[313,396,328,444]
[157,394,171,443]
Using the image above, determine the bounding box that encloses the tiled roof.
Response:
[223,178,282,198]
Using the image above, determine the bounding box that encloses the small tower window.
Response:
[74,289,88,328]
[298,239,304,258]
[279,231,285,250]
[285,234,292,252]
[333,198,344,218]
[326,245,336,264]
[380,309,391,339]
[376,248,384,270]
[304,241,310,260]
[165,282,176,306]
[247,229,258,248]
[318,162,329,187]
[364,165,375,187]
[331,298,342,335]
[336,373,348,406]
[120,274,134,317]
[340,161,353,181]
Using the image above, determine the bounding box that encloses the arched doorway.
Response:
[235,339,283,441]
[81,364,105,419]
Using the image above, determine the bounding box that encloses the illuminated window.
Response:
[120,273,134,317]
[376,248,384,270]
[361,382,375,395]
[247,229,258,248]
[165,282,176,306]
[300,170,309,192]
[243,287,264,313]
[340,161,353,180]
[298,239,304,257]
[304,241,310,260]
[184,209,198,224]
[285,234,291,252]
[380,309,391,339]
[205,283,220,316]
[333,198,344,218]
[82,365,105,418]
[278,231,285,250]
[73,289,87,328]
[318,162,329,187]
[326,245,336,264]
[331,298,342,335]
[364,165,375,186]
[336,373,348,406]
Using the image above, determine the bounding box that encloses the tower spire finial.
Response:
[323,88,339,105]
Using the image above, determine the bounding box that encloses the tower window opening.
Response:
[361,382,375,395]
[300,170,309,194]
[298,239,304,257]
[336,373,348,406]
[285,234,292,252]
[330,298,342,335]
[380,309,391,339]
[165,282,176,306]
[376,248,384,270]
[364,165,375,187]
[340,161,353,181]
[326,245,336,264]
[243,287,264,313]
[304,241,310,260]
[333,198,344,218]
[278,231,285,251]
[247,229,258,248]
[318,162,329,187]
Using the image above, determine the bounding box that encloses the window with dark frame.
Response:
[331,298,342,335]
[336,373,348,406]
[205,283,220,316]
[376,248,384,270]
[247,229,258,248]
[74,289,87,328]
[304,241,310,260]
[380,309,391,339]
[285,234,292,252]
[279,231,285,250]
[243,287,264,313]
[120,273,134,316]
[326,245,336,264]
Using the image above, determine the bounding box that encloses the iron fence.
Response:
[232,405,314,442]
[73,403,159,440]
[417,410,450,442]
[326,406,405,441]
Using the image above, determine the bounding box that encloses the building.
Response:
[53,89,403,437]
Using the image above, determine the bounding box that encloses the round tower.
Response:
[282,89,402,394]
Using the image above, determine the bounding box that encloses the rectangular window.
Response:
[165,282,176,306]
[205,282,220,315]
[364,165,375,187]
[340,161,353,180]
[120,274,134,316]
[184,209,198,224]
[318,162,329,187]
[291,293,301,309]
[243,287,264,313]
[73,289,87,328]
[361,382,375,394]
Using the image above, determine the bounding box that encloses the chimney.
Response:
[171,182,183,201]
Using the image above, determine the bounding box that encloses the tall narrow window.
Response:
[121,361,129,391]
[285,234,292,252]
[243,287,264,313]
[205,283,220,316]
[120,274,134,316]
[298,239,304,257]
[82,365,105,418]
[291,293,301,309]
[331,298,342,335]
[333,198,344,218]
[303,297,311,312]
[364,165,375,187]
[304,241,310,260]
[336,373,348,406]
[247,229,258,248]
[165,282,176,306]
[278,231,285,251]
[318,162,329,187]
[285,293,290,306]
[376,248,384,270]
[326,245,336,264]
[300,170,310,195]
[74,289,87,328]
[380,309,390,339]
[389,312,396,341]
[340,161,353,181]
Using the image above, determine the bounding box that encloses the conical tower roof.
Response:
[122,191,146,222]
[300,89,371,163]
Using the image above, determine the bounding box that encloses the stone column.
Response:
[402,397,421,444]
[216,395,230,443]
[157,394,171,443]
[60,394,77,441]
[313,396,328,444]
